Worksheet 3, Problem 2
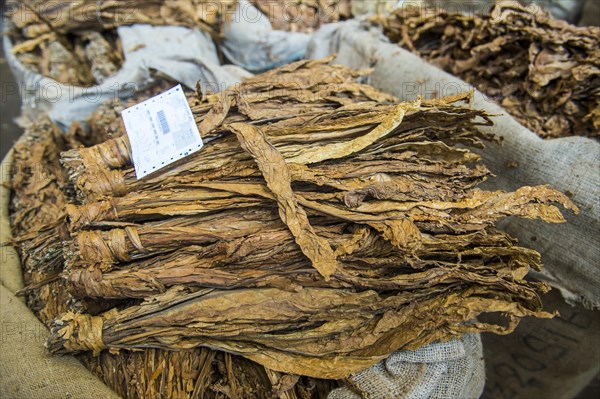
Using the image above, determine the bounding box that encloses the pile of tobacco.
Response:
[10,58,577,397]
[250,0,352,32]
[6,0,237,86]
[376,2,600,139]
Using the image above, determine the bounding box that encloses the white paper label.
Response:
[121,85,203,179]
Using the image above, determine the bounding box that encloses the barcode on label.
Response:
[157,110,170,134]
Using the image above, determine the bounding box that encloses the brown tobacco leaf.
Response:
[376,1,600,139]
[284,101,417,165]
[229,122,338,279]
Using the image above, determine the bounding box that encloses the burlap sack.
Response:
[222,0,311,72]
[0,151,120,398]
[482,288,600,399]
[328,333,485,399]
[308,20,600,309]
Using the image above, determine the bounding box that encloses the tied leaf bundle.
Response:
[37,57,580,381]
[7,0,237,86]
[376,1,600,139]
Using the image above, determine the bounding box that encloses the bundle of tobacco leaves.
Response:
[250,0,352,32]
[375,1,600,139]
[7,0,236,86]
[26,57,577,384]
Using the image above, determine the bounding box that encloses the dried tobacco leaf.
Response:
[37,58,578,383]
[375,1,600,139]
[229,122,339,279]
